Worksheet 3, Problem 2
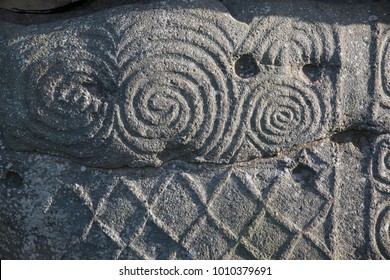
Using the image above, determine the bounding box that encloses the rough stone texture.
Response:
[0,0,389,259]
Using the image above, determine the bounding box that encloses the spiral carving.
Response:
[7,31,117,159]
[375,204,390,259]
[1,8,340,167]
[245,77,326,155]
[115,12,235,160]
[3,10,237,167]
[372,135,390,193]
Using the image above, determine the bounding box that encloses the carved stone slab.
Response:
[0,0,389,259]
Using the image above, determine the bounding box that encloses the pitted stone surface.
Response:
[0,0,390,259]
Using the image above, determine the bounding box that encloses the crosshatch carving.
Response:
[0,0,390,260]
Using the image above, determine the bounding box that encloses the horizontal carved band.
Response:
[0,6,341,168]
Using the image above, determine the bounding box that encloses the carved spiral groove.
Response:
[116,12,234,159]
[246,77,326,154]
[372,135,390,193]
[375,204,390,259]
[8,32,117,158]
[1,8,340,168]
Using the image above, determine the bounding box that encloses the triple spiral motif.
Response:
[2,10,337,167]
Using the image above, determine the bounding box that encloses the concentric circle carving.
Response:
[116,12,235,159]
[3,11,237,166]
[375,204,390,259]
[245,77,326,155]
[9,33,117,158]
[372,135,390,193]
[243,18,338,66]
[1,9,341,168]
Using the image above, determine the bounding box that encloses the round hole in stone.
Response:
[234,54,260,79]
[5,171,23,187]
[292,163,316,191]
[302,64,321,82]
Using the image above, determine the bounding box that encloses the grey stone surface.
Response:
[0,0,84,13]
[0,0,389,259]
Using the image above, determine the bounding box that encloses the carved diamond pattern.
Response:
[97,182,147,243]
[210,173,259,236]
[151,175,202,238]
[64,145,335,259]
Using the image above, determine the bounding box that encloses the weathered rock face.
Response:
[0,0,389,259]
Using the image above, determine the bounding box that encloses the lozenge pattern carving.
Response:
[49,140,336,259]
[1,0,390,260]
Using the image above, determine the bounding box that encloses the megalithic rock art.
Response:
[0,0,389,259]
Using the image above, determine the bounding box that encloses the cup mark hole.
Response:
[5,171,23,187]
[234,54,260,79]
[292,163,316,192]
[302,64,321,82]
